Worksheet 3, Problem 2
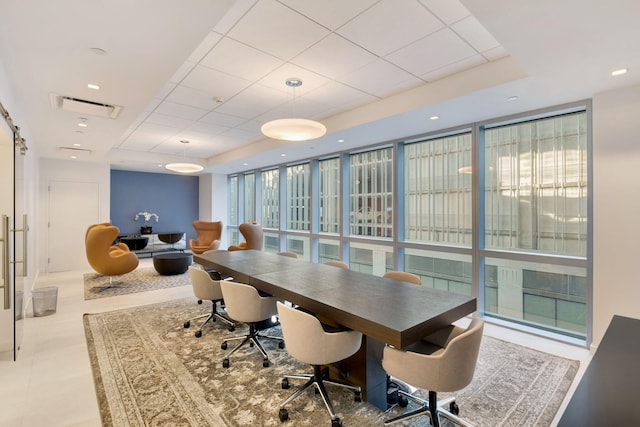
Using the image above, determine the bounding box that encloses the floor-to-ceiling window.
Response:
[226,103,591,342]
[481,110,588,337]
[319,157,340,234]
[349,148,393,238]
[228,175,239,245]
[285,163,310,258]
[244,172,255,223]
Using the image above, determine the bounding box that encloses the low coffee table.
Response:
[153,252,193,275]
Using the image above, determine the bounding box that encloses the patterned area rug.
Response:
[84,299,579,426]
[83,267,190,300]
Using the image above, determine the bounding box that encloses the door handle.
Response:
[1,215,9,309]
[11,214,27,277]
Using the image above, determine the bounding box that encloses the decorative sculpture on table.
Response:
[134,211,159,234]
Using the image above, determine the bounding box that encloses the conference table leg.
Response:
[329,335,387,411]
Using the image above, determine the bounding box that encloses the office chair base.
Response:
[184,301,235,337]
[220,323,283,368]
[93,276,126,292]
[384,390,474,427]
[279,365,361,424]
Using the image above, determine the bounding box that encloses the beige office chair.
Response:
[277,251,298,258]
[189,220,222,254]
[324,260,349,269]
[85,223,139,289]
[383,271,421,285]
[183,266,235,337]
[219,280,284,368]
[382,318,484,427]
[228,222,263,251]
[276,302,363,427]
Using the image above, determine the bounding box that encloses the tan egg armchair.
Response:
[189,220,222,254]
[85,223,139,289]
[227,222,263,251]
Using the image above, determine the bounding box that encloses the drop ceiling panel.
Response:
[279,0,378,30]
[200,111,247,128]
[181,65,252,97]
[214,84,287,118]
[422,54,487,82]
[308,81,376,109]
[386,27,477,77]
[451,15,500,52]
[154,101,208,121]
[292,34,379,80]
[337,0,444,57]
[227,0,331,60]
[339,59,422,97]
[200,37,283,82]
[144,112,195,129]
[483,46,509,61]
[419,0,470,25]
[166,85,220,110]
[258,63,330,94]
[188,121,230,135]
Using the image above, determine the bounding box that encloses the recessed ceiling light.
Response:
[430,115,439,120]
[243,162,248,166]
[507,96,518,101]
[78,122,87,128]
[337,139,345,143]
[71,155,77,159]
[73,143,81,147]
[611,68,628,76]
[281,153,287,157]
[87,83,100,90]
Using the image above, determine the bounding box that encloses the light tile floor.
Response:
[0,259,591,426]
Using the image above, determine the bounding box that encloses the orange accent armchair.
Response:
[189,220,223,254]
[85,223,139,287]
[228,222,263,251]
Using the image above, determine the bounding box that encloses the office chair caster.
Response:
[195,330,202,338]
[331,417,343,427]
[221,341,228,350]
[278,408,288,422]
[450,401,459,415]
[278,340,285,349]
[222,358,230,368]
[197,299,202,304]
[263,358,270,367]
[354,390,362,402]
[183,321,190,328]
[398,394,408,407]
[281,378,290,389]
[228,325,235,332]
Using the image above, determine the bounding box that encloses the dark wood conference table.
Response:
[557,315,640,426]
[194,250,477,410]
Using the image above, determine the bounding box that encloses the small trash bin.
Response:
[32,286,58,317]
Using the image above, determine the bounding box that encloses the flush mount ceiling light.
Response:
[261,78,326,142]
[165,140,204,174]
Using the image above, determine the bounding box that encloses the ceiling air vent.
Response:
[49,93,122,119]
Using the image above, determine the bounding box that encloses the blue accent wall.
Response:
[110,170,199,241]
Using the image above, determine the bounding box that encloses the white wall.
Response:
[198,173,228,248]
[37,159,110,273]
[592,84,640,346]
